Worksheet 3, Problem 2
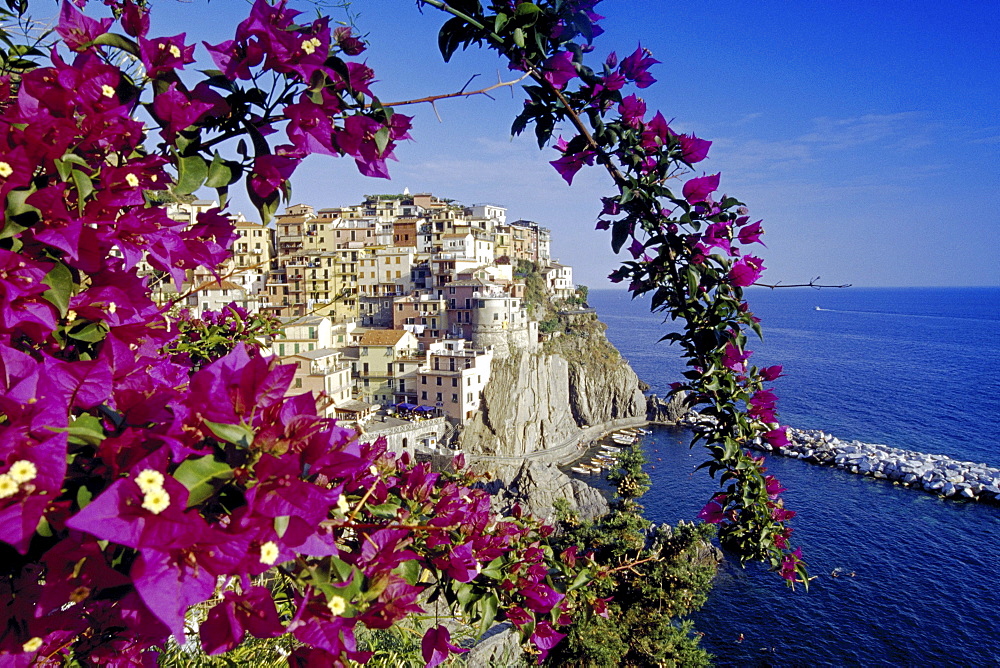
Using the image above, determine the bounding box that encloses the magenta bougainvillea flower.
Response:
[618,93,646,127]
[748,389,779,423]
[541,51,578,89]
[618,44,659,88]
[721,341,751,373]
[200,587,285,655]
[138,34,196,77]
[765,426,791,448]
[697,494,729,524]
[729,255,766,287]
[737,220,766,246]
[760,365,784,381]
[682,172,721,204]
[422,626,468,668]
[550,137,596,185]
[56,0,112,52]
[677,133,711,163]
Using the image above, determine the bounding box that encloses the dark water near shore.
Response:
[588,287,1000,666]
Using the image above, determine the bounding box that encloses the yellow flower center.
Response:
[0,474,17,499]
[135,469,165,494]
[101,85,115,98]
[336,494,350,514]
[141,488,170,514]
[169,44,181,58]
[8,460,36,484]
[327,595,346,616]
[259,541,280,565]
[0,162,12,178]
[22,637,43,653]
[125,173,139,187]
[301,37,321,55]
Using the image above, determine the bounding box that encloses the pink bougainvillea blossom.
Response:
[729,255,766,287]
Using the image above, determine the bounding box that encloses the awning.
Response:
[414,405,435,412]
[397,402,418,410]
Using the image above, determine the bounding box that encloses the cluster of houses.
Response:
[152,193,578,452]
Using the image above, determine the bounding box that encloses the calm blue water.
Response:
[588,287,1000,666]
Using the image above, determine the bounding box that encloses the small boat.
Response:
[571,466,592,475]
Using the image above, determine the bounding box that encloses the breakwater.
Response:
[752,427,1000,504]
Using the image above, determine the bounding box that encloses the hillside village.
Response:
[155,193,585,455]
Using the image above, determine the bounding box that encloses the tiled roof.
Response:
[359,329,409,345]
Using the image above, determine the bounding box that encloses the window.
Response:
[421,376,427,385]
[436,393,442,402]
[294,378,303,388]
[436,377,442,386]
[451,394,458,403]
[421,391,427,400]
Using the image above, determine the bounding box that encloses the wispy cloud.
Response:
[798,112,927,149]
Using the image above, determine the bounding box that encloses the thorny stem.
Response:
[379,72,530,107]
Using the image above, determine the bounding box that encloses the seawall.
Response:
[751,427,1000,505]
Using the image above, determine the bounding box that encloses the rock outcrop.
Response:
[458,317,647,457]
[483,460,610,523]
[646,392,689,424]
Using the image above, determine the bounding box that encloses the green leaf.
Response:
[174,454,234,507]
[611,219,629,254]
[274,515,290,538]
[513,27,525,48]
[566,568,592,592]
[64,414,105,446]
[175,154,208,196]
[476,594,499,636]
[479,556,503,580]
[42,261,74,317]
[205,153,240,188]
[203,420,255,448]
[438,16,472,62]
[36,516,53,538]
[71,169,94,203]
[68,321,109,343]
[373,126,391,156]
[76,485,93,510]
[2,186,40,237]
[90,32,140,57]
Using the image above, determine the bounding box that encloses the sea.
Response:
[586,286,1000,667]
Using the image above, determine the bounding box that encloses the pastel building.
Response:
[417,340,493,423]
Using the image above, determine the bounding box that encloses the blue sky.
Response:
[145,0,999,287]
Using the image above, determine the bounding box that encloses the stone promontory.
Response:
[457,313,647,458]
[753,427,1000,504]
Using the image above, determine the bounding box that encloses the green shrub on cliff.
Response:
[547,447,716,667]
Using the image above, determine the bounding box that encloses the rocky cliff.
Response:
[457,313,647,457]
